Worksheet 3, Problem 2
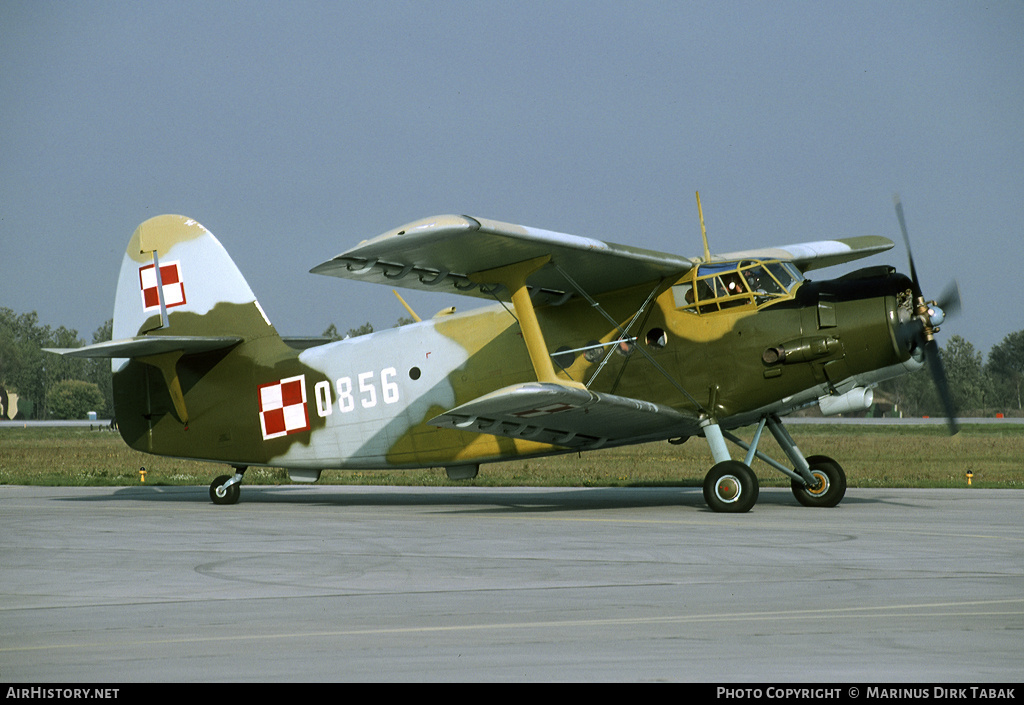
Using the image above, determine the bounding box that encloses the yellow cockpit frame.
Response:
[672,259,804,314]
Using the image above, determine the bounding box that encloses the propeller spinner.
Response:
[893,194,961,435]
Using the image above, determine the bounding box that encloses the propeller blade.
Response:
[923,339,960,435]
[936,280,962,318]
[893,195,959,435]
[893,193,922,296]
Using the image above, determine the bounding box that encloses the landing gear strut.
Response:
[698,414,847,512]
[210,467,247,505]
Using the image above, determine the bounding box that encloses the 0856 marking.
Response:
[313,367,399,417]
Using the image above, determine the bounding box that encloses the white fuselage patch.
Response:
[269,317,471,468]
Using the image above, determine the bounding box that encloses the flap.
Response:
[311,215,694,303]
[45,335,242,359]
[429,381,698,449]
[714,236,894,272]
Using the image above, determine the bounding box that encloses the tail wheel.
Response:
[703,461,759,513]
[791,455,846,507]
[210,475,240,505]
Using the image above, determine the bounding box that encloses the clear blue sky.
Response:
[3,1,1021,356]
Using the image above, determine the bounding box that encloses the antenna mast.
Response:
[696,191,711,262]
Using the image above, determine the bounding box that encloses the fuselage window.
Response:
[646,327,668,348]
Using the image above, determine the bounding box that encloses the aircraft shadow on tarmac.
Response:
[57,483,886,513]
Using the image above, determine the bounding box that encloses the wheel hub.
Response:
[805,470,829,496]
[716,475,742,503]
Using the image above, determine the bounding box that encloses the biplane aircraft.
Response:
[49,195,958,512]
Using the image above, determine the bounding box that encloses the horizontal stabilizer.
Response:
[311,215,693,304]
[281,336,334,350]
[429,382,697,449]
[45,335,242,359]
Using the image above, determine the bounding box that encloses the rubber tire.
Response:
[210,475,240,505]
[791,455,846,508]
[703,460,759,513]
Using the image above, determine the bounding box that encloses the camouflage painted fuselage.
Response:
[112,223,915,477]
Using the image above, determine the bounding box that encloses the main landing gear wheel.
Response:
[210,475,240,505]
[791,455,847,508]
[703,460,759,513]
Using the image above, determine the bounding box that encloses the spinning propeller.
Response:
[893,194,961,435]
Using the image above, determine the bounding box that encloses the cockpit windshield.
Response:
[672,259,803,314]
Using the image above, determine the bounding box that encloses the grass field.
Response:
[1,424,1021,489]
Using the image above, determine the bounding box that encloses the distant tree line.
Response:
[0,308,415,420]
[878,332,1024,417]
[2,304,1022,420]
[0,308,112,420]
[320,315,415,341]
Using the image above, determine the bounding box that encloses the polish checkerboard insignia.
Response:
[139,261,186,312]
[258,375,309,440]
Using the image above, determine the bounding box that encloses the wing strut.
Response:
[551,263,704,413]
[581,276,661,389]
[469,256,585,389]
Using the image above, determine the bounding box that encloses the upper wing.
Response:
[310,215,694,303]
[311,214,894,302]
[429,381,699,449]
[714,235,894,272]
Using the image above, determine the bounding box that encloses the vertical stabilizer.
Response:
[112,215,275,352]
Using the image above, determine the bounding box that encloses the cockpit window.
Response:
[764,261,801,291]
[672,259,803,314]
